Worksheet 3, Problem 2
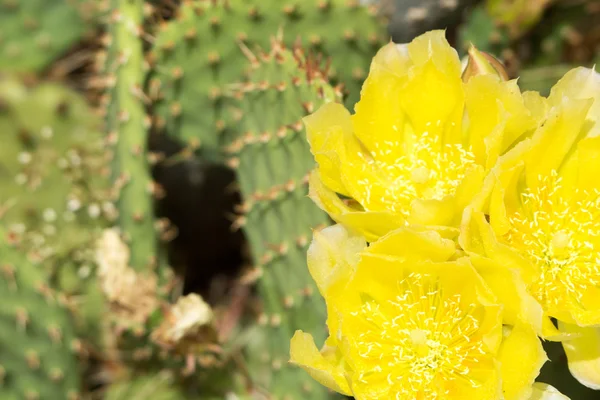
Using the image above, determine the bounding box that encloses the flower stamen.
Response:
[503,172,600,319]
[356,134,476,216]
[347,273,493,398]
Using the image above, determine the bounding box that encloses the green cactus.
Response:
[0,231,81,400]
[0,76,110,287]
[0,0,97,74]
[149,0,387,160]
[104,0,157,271]
[223,40,337,398]
[106,372,186,400]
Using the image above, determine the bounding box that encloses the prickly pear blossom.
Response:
[305,30,543,241]
[290,225,546,399]
[463,66,600,389]
[290,28,600,399]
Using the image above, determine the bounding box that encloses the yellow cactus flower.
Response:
[305,30,542,241]
[290,224,548,399]
[462,66,600,387]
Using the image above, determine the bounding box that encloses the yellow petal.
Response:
[447,362,502,400]
[400,59,463,143]
[522,91,549,128]
[308,169,355,217]
[547,66,600,136]
[573,286,600,326]
[459,207,486,254]
[462,209,538,283]
[407,197,456,227]
[454,164,486,211]
[408,30,462,78]
[401,31,464,144]
[307,224,366,298]
[304,102,353,195]
[469,253,543,335]
[371,41,413,75]
[489,162,525,237]
[352,43,410,163]
[576,136,600,192]
[528,383,570,400]
[308,170,405,241]
[559,322,600,389]
[498,324,548,400]
[465,75,535,165]
[411,223,461,240]
[460,209,545,335]
[335,212,405,242]
[290,331,352,395]
[464,164,498,214]
[483,118,507,171]
[366,226,457,262]
[541,317,575,342]
[472,138,530,232]
[525,97,593,189]
[333,135,396,213]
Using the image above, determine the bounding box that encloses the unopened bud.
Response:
[462,45,509,82]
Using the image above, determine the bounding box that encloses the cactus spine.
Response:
[225,39,338,398]
[104,0,156,271]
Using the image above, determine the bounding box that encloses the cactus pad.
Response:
[0,0,97,73]
[224,40,338,398]
[0,76,110,279]
[0,232,81,400]
[149,0,387,159]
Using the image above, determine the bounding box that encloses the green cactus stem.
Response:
[104,0,157,271]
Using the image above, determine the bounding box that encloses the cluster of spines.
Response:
[0,232,82,400]
[224,40,337,398]
[148,0,387,160]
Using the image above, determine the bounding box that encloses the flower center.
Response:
[410,167,431,185]
[348,273,492,398]
[503,172,600,318]
[360,133,476,215]
[550,230,571,257]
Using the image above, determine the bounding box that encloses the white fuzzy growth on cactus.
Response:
[96,228,129,278]
[154,294,213,344]
[95,228,158,326]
